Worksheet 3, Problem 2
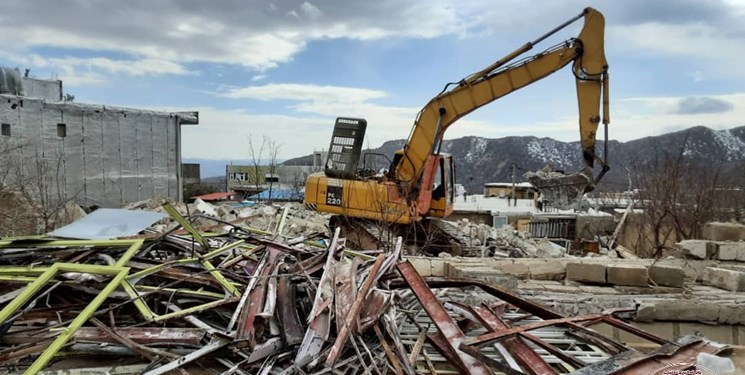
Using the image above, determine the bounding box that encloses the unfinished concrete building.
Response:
[0,67,198,209]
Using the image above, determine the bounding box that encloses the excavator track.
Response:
[329,216,398,251]
[418,219,480,257]
[329,216,478,256]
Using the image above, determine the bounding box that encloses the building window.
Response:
[57,123,67,138]
[265,173,279,183]
[1,123,9,136]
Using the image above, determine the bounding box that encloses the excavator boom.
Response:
[392,7,609,208]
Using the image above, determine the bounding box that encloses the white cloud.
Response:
[179,108,331,159]
[0,0,467,74]
[1,51,192,86]
[2,0,743,87]
[221,83,386,103]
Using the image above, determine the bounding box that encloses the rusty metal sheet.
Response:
[333,260,357,335]
[276,275,304,346]
[389,277,564,319]
[235,246,282,347]
[462,314,604,348]
[396,261,491,375]
[469,305,556,375]
[325,254,386,366]
[571,335,730,375]
[73,326,206,345]
[295,228,341,368]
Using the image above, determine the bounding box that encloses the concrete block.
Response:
[607,264,648,287]
[675,240,711,259]
[651,300,720,323]
[673,259,718,282]
[716,242,739,261]
[527,260,567,281]
[430,258,446,277]
[703,267,745,291]
[407,258,432,277]
[566,262,606,284]
[703,222,745,241]
[577,286,621,295]
[635,303,656,322]
[717,305,741,325]
[448,266,518,290]
[648,264,686,288]
[495,262,530,279]
[724,242,745,262]
[541,284,582,294]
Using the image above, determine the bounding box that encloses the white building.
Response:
[0,67,198,208]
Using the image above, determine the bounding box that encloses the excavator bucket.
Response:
[525,167,593,210]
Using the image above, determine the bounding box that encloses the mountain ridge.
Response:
[283,125,745,192]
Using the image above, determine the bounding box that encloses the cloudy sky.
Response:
[2,0,744,160]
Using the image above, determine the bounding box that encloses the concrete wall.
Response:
[21,77,62,101]
[0,94,194,208]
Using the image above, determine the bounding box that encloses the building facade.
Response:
[0,70,198,208]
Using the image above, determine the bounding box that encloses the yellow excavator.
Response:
[304,7,610,250]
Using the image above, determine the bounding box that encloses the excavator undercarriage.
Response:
[329,215,477,256]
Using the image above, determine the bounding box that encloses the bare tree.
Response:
[16,146,78,232]
[266,137,282,203]
[247,134,266,201]
[630,134,737,257]
[0,142,81,236]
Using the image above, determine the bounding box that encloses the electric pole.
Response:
[511,162,517,207]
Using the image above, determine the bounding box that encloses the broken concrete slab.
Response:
[193,198,218,217]
[566,262,606,284]
[640,300,721,323]
[676,239,712,259]
[494,261,530,279]
[526,259,567,281]
[703,267,745,292]
[446,265,519,289]
[649,263,686,288]
[607,263,648,287]
[535,238,565,258]
[703,222,745,242]
[714,242,741,261]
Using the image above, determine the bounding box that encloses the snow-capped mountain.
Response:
[284,125,745,193]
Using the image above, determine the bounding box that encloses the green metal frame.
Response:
[0,237,248,371]
[162,202,209,250]
[0,263,129,375]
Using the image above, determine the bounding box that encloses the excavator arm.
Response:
[392,7,609,206]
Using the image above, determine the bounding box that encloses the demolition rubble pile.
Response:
[451,219,566,258]
[151,197,568,260]
[0,202,733,374]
